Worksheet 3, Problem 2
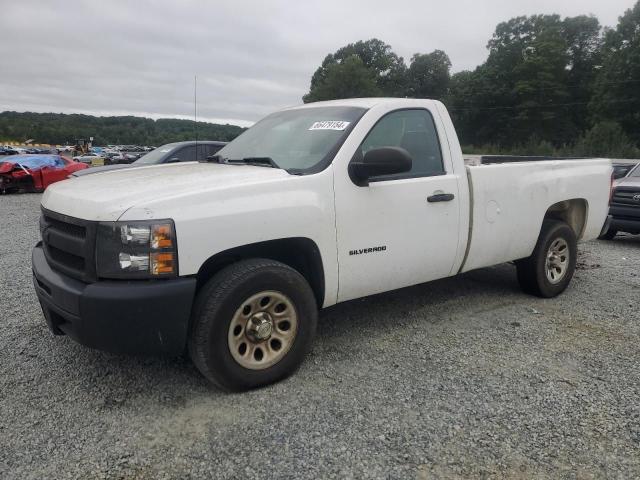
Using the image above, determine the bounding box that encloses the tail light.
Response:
[609,173,614,205]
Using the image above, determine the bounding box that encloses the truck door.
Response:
[334,108,461,302]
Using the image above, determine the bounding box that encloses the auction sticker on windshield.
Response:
[308,121,350,131]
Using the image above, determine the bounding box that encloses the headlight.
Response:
[96,220,177,278]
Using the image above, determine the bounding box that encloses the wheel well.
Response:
[195,238,325,307]
[544,199,588,239]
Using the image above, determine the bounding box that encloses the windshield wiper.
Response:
[223,157,280,168]
[203,154,280,169]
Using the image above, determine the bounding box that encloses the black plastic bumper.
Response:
[32,243,197,355]
[609,205,640,234]
[610,217,640,234]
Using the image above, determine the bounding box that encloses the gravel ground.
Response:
[1,193,639,479]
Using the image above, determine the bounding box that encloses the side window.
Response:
[360,109,444,179]
[173,145,197,162]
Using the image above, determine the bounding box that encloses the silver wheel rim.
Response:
[228,290,298,370]
[545,237,569,284]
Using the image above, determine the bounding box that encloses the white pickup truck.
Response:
[32,98,612,390]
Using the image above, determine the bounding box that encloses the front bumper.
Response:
[32,243,197,355]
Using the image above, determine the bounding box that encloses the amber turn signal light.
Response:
[151,252,175,275]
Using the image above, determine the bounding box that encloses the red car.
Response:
[0,154,88,193]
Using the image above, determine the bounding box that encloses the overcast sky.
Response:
[0,0,636,126]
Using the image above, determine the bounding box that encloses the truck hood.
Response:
[42,162,290,221]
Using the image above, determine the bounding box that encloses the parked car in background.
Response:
[0,146,18,155]
[0,154,87,193]
[100,152,125,164]
[600,162,640,239]
[71,141,227,177]
[102,152,142,164]
[74,152,105,166]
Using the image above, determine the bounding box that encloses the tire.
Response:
[598,228,617,240]
[516,219,577,298]
[188,258,318,391]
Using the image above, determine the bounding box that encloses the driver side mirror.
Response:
[348,147,412,186]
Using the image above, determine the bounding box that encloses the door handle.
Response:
[427,193,455,203]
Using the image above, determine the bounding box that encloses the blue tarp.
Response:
[1,155,64,169]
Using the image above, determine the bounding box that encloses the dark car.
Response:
[600,163,640,239]
[109,152,141,164]
[71,141,227,177]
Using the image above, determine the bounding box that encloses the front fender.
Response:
[120,168,340,307]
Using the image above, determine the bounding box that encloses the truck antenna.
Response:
[194,75,198,153]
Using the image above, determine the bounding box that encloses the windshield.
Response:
[629,163,640,177]
[215,106,366,172]
[134,144,178,165]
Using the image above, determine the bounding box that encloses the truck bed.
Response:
[460,158,611,273]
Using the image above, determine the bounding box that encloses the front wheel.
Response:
[188,259,318,391]
[516,219,577,298]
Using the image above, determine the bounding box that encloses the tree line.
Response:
[303,1,640,158]
[0,111,245,146]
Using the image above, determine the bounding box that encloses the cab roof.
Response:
[284,97,437,111]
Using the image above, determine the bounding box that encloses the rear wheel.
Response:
[516,219,577,298]
[188,259,317,391]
